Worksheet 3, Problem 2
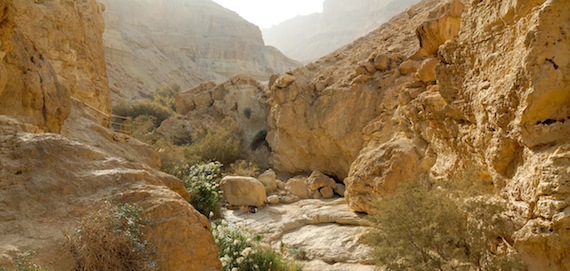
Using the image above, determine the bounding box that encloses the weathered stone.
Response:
[416,57,439,83]
[258,169,278,193]
[307,170,337,191]
[398,60,421,75]
[220,176,266,207]
[334,183,347,197]
[267,195,280,205]
[280,194,301,204]
[285,176,310,199]
[373,54,391,71]
[0,117,221,270]
[275,73,296,88]
[320,187,335,199]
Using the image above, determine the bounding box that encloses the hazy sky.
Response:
[211,0,325,28]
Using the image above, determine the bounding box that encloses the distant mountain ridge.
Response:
[262,0,421,62]
[100,0,299,102]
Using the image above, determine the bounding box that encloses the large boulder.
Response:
[0,117,221,271]
[220,176,267,207]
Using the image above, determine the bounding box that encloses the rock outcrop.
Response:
[0,117,220,270]
[100,0,299,102]
[262,0,421,62]
[0,0,221,270]
[0,0,111,132]
[266,0,569,269]
[224,199,374,271]
[164,74,271,166]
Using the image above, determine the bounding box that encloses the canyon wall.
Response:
[262,0,421,62]
[267,0,569,269]
[0,0,111,132]
[0,0,221,269]
[100,0,299,102]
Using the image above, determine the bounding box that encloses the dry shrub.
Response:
[227,160,260,177]
[366,180,527,271]
[185,120,242,166]
[67,202,155,271]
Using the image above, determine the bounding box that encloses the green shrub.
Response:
[113,100,173,128]
[152,83,181,112]
[185,123,242,166]
[175,161,224,219]
[213,220,303,271]
[0,252,44,271]
[366,181,526,271]
[67,202,156,271]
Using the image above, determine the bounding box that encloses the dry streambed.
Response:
[224,198,375,271]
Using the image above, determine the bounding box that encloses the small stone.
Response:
[334,183,346,197]
[285,176,310,199]
[311,190,322,199]
[307,170,337,191]
[258,169,277,193]
[267,195,280,205]
[275,74,295,88]
[374,54,391,71]
[280,194,300,204]
[320,187,335,199]
[399,60,421,75]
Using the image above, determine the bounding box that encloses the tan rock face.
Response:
[0,0,110,132]
[266,0,569,269]
[100,0,298,103]
[0,117,221,271]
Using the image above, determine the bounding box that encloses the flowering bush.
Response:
[212,220,302,271]
[175,161,223,219]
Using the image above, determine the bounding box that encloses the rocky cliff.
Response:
[267,0,569,269]
[262,0,421,62]
[0,0,111,132]
[0,0,221,269]
[100,0,299,102]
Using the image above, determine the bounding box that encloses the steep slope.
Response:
[0,0,221,269]
[262,0,420,62]
[267,0,569,269]
[100,0,299,102]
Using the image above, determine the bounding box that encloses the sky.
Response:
[211,0,325,28]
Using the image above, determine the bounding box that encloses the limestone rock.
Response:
[373,54,391,71]
[334,183,347,197]
[0,117,220,271]
[100,0,298,103]
[267,195,280,205]
[224,199,373,269]
[258,169,278,193]
[267,0,570,269]
[275,73,296,88]
[307,170,337,191]
[285,176,311,199]
[220,176,266,207]
[0,0,110,132]
[320,187,335,199]
[280,194,301,204]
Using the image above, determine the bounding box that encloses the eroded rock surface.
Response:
[0,117,221,270]
[266,0,570,269]
[224,199,374,271]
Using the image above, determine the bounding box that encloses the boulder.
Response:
[320,187,335,199]
[258,169,278,192]
[285,176,311,199]
[307,170,337,191]
[398,60,421,75]
[373,54,391,71]
[275,73,296,88]
[220,176,266,207]
[416,58,439,83]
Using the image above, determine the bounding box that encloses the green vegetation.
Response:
[174,161,224,219]
[0,252,44,271]
[213,220,303,271]
[67,202,156,271]
[184,122,242,166]
[366,181,526,271]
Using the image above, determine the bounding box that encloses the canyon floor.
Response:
[224,198,376,271]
